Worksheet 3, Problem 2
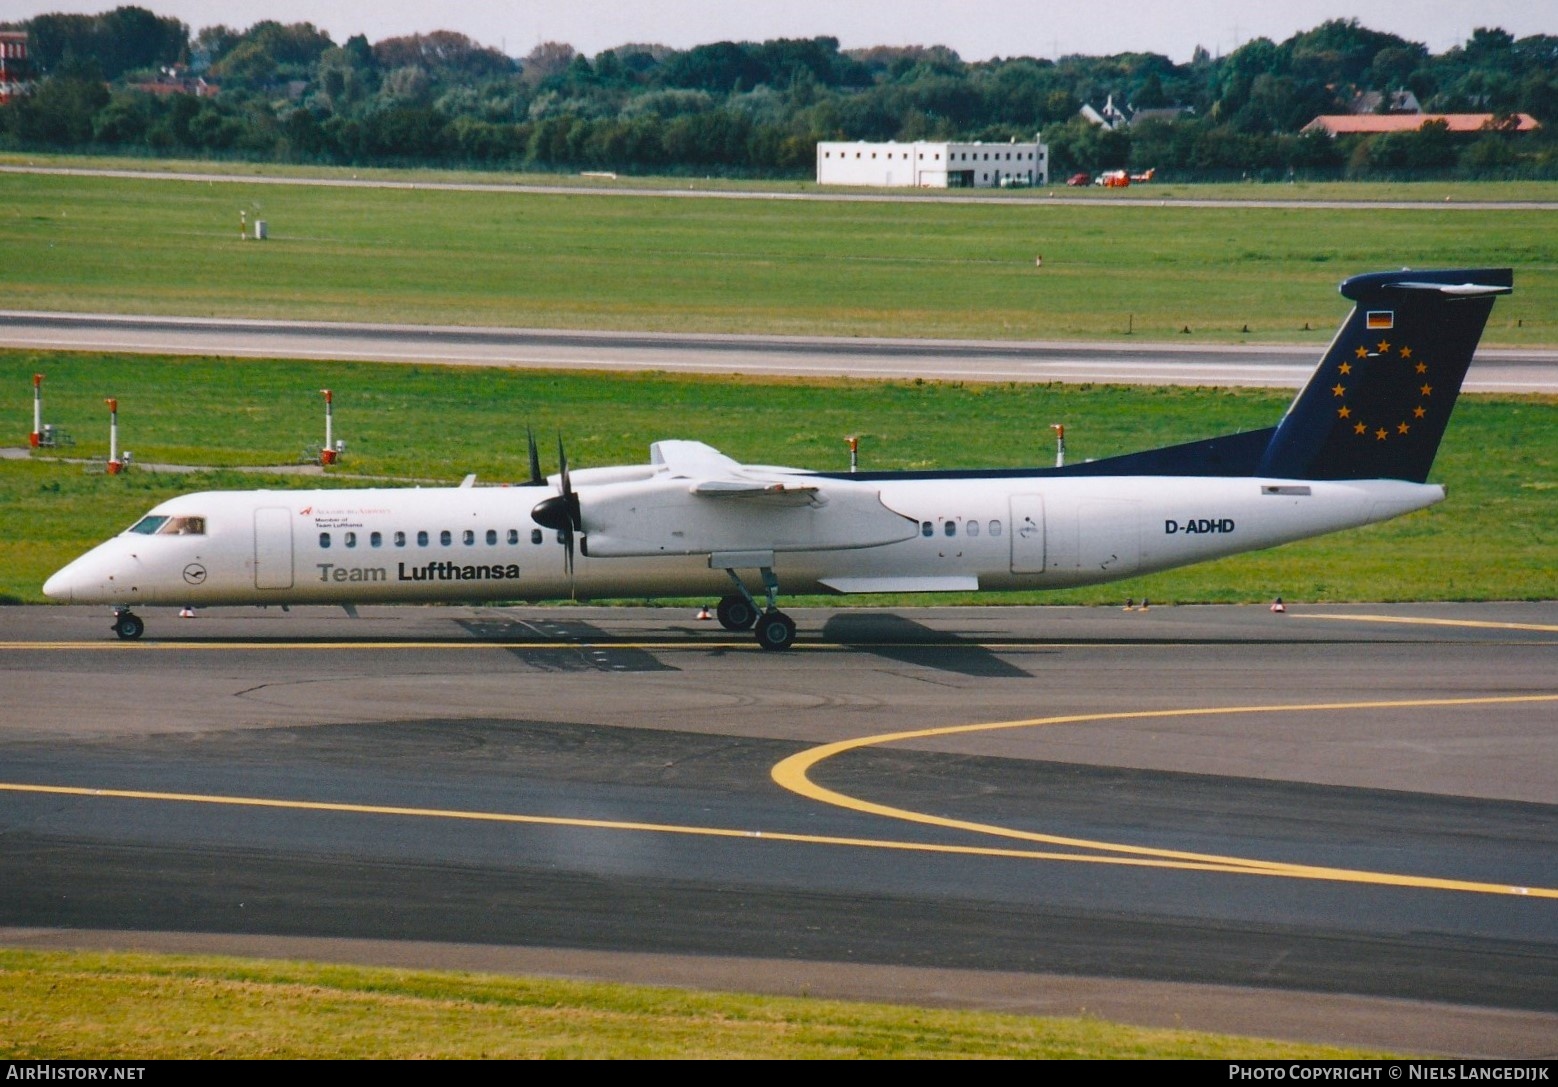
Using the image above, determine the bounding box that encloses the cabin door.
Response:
[1009,495,1046,573]
[254,507,294,589]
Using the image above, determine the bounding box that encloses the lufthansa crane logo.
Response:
[182,563,208,585]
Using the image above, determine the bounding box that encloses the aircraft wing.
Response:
[654,439,822,505]
[577,441,915,557]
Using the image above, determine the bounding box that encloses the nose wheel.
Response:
[112,609,144,640]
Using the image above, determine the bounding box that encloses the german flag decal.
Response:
[1366,310,1394,329]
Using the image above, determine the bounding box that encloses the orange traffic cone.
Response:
[696,606,712,620]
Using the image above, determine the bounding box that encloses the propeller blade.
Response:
[526,427,542,486]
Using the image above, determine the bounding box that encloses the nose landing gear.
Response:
[112,608,144,640]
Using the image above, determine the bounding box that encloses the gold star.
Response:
[1339,362,1352,375]
[1331,383,1346,397]
[1413,405,1426,419]
[1415,362,1427,374]
[1400,345,1412,359]
[1355,345,1368,359]
[1376,340,1391,353]
[1375,428,1388,441]
[1397,422,1410,435]
[1420,384,1433,396]
[1354,422,1368,435]
[1338,406,1351,418]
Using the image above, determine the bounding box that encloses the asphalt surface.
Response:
[3,310,1554,393]
[2,601,1555,1056]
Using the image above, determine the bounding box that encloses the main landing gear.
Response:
[718,566,796,651]
[112,607,144,640]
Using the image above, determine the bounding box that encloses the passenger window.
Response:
[989,520,1003,537]
[440,530,452,546]
[486,529,497,546]
[319,532,331,548]
[967,521,980,537]
[944,521,956,537]
[394,531,406,547]
[508,529,520,545]
[531,529,543,545]
[463,529,475,546]
[370,531,382,548]
[417,530,428,547]
[345,531,357,548]
[921,521,933,538]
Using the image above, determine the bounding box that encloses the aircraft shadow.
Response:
[453,617,678,673]
[819,612,1032,678]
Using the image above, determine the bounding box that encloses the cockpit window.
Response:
[128,515,169,535]
[158,516,206,536]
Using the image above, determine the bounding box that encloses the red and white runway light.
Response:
[105,398,122,474]
[30,373,42,447]
[316,384,334,460]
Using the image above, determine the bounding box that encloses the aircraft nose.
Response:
[42,565,75,602]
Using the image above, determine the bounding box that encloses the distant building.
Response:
[0,30,31,103]
[816,138,1049,188]
[1079,95,1193,130]
[128,67,219,98]
[1302,113,1540,136]
[1348,89,1421,115]
[1079,95,1129,130]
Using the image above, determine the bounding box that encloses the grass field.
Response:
[0,949,1397,1059]
[2,163,1555,343]
[4,350,1554,606]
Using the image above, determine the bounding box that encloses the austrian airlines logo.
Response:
[1332,326,1432,444]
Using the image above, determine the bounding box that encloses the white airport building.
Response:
[816,137,1049,188]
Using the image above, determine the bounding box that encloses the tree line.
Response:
[3,6,1555,180]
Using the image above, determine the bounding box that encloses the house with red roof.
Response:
[1302,113,1540,137]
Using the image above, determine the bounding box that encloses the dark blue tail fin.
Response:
[1257,268,1512,483]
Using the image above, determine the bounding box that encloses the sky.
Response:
[0,0,1552,63]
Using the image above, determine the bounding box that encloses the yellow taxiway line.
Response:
[771,693,1558,899]
[1293,612,1558,633]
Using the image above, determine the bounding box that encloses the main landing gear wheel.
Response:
[112,610,144,640]
[754,610,796,651]
[716,593,759,632]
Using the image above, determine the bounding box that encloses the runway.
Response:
[2,601,1555,1055]
[3,310,1555,392]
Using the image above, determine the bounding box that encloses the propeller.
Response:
[529,437,582,589]
[525,427,543,486]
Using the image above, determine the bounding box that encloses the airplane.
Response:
[43,267,1513,650]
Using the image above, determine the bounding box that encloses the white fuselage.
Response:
[42,472,1443,608]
